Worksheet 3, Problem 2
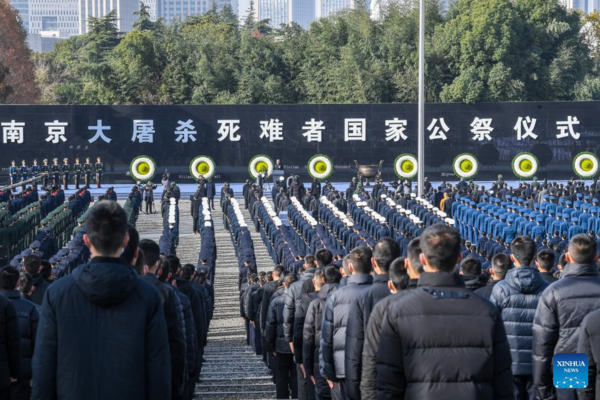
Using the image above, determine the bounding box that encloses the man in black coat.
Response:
[267,274,298,399]
[303,267,341,400]
[475,252,512,300]
[261,266,284,370]
[535,249,558,283]
[139,239,186,400]
[345,238,400,400]
[459,257,486,291]
[533,234,600,400]
[577,308,600,400]
[0,267,36,400]
[320,247,373,400]
[361,244,421,400]
[206,178,216,211]
[32,201,170,400]
[22,255,49,307]
[191,192,201,234]
[376,224,513,400]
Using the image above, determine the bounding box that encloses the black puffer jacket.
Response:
[176,291,196,377]
[0,290,37,380]
[141,274,186,399]
[30,275,49,306]
[376,272,513,400]
[345,274,390,400]
[266,286,291,354]
[489,267,547,376]
[577,308,600,400]
[260,281,279,334]
[320,274,373,381]
[283,269,315,342]
[303,284,338,377]
[293,289,318,363]
[533,263,600,400]
[175,277,206,357]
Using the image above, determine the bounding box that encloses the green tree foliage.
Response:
[35,0,595,105]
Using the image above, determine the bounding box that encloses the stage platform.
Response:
[20,179,575,201]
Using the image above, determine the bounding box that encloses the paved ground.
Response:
[137,201,277,399]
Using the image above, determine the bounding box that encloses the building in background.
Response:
[8,0,30,31]
[28,0,79,37]
[255,0,313,28]
[315,0,351,18]
[27,31,64,52]
[78,0,140,34]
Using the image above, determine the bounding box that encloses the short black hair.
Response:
[389,257,409,290]
[283,273,297,287]
[510,236,537,266]
[134,248,145,275]
[121,225,139,266]
[569,234,598,264]
[460,257,482,276]
[86,201,128,255]
[304,254,316,267]
[18,272,33,295]
[323,265,341,284]
[157,256,171,282]
[139,239,160,269]
[0,267,20,290]
[167,255,182,275]
[420,224,461,272]
[273,265,285,278]
[406,238,424,274]
[373,238,401,273]
[181,264,194,281]
[316,249,333,267]
[349,246,373,274]
[23,255,41,275]
[39,260,52,281]
[491,253,512,279]
[536,249,555,272]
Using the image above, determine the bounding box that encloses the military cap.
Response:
[49,256,60,264]
[29,241,41,249]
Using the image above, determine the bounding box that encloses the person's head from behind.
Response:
[315,248,333,267]
[510,236,537,267]
[419,224,462,272]
[341,255,351,277]
[273,265,285,281]
[313,269,325,290]
[0,267,20,290]
[389,257,409,293]
[460,257,482,277]
[23,254,41,276]
[491,253,512,280]
[373,238,401,274]
[181,264,194,281]
[139,239,160,274]
[84,201,128,257]
[134,248,145,275]
[121,225,139,267]
[18,272,33,296]
[158,256,172,282]
[323,265,341,284]
[406,238,423,279]
[349,246,373,275]
[283,273,296,289]
[168,255,182,276]
[567,234,598,265]
[536,249,555,273]
[304,254,316,270]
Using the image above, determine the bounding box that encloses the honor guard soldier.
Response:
[51,159,60,186]
[9,160,17,186]
[41,159,49,188]
[83,157,92,187]
[19,160,28,190]
[95,156,104,188]
[62,158,70,190]
[31,159,39,190]
[73,157,82,189]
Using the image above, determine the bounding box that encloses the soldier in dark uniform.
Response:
[73,157,82,189]
[40,159,49,188]
[144,181,157,214]
[61,158,70,190]
[19,160,28,190]
[31,159,39,190]
[83,157,92,187]
[50,159,60,186]
[9,160,17,186]
[95,156,104,188]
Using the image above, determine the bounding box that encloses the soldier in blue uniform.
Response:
[40,159,49,188]
[95,156,104,188]
[61,158,70,190]
[83,157,93,187]
[19,159,28,190]
[568,217,585,239]
[9,160,17,186]
[31,159,39,190]
[73,157,82,189]
[51,158,60,186]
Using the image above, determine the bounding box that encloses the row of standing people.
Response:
[9,158,104,190]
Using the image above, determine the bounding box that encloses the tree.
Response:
[0,0,39,103]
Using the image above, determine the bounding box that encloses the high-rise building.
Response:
[29,0,79,37]
[157,0,208,23]
[255,0,313,28]
[315,0,350,18]
[78,0,140,34]
[289,0,313,28]
[8,0,30,31]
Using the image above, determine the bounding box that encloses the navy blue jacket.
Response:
[489,267,548,376]
[32,257,171,400]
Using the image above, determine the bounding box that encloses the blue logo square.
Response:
[553,353,588,389]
